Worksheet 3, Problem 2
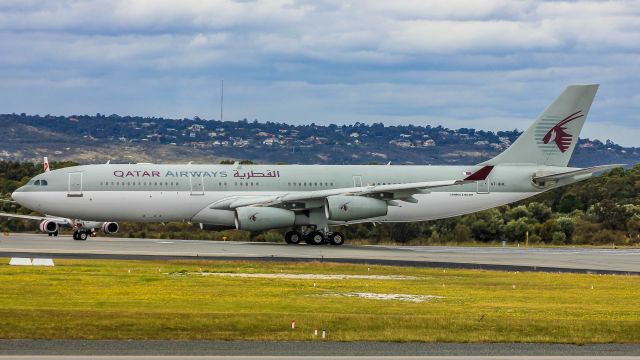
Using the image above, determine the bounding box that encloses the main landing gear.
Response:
[72,230,94,241]
[47,231,59,237]
[284,229,345,246]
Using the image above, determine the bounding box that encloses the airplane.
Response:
[1,157,120,240]
[9,84,622,245]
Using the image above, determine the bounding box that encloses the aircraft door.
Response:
[68,172,83,197]
[353,175,363,187]
[190,173,204,195]
[476,179,490,194]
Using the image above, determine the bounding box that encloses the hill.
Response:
[0,113,638,167]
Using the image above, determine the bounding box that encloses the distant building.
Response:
[263,137,280,146]
[390,140,413,148]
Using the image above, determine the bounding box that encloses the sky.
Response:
[0,0,639,146]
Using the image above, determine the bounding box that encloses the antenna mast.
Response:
[220,80,224,122]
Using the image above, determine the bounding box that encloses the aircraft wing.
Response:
[0,212,71,225]
[532,164,624,182]
[211,166,493,209]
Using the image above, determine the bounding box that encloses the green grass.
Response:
[0,259,638,343]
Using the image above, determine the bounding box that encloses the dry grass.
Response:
[0,259,638,343]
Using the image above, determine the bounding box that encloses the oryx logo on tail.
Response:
[542,110,584,153]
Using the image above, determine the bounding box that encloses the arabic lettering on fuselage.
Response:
[113,169,281,179]
[232,170,281,180]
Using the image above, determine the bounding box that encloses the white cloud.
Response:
[0,0,639,146]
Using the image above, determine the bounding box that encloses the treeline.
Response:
[1,161,638,246]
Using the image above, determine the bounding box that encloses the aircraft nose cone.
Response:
[11,187,25,204]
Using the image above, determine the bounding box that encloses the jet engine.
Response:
[39,220,58,234]
[325,195,388,222]
[235,206,295,232]
[101,222,119,234]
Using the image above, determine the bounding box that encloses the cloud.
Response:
[0,0,639,146]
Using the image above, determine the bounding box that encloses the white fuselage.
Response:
[11,163,554,227]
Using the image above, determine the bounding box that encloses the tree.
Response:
[504,205,531,222]
[527,202,552,223]
[469,209,504,242]
[390,223,421,243]
[556,217,576,242]
[593,200,628,230]
[503,218,531,242]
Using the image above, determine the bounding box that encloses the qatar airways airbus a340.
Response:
[4,85,621,244]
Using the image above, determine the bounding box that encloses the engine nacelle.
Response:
[101,222,119,234]
[39,220,58,234]
[325,195,388,222]
[235,207,295,232]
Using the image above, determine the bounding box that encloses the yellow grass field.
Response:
[0,259,638,343]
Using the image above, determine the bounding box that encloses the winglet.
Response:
[43,157,50,172]
[464,165,494,181]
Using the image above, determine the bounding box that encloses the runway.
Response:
[0,340,638,357]
[0,233,638,274]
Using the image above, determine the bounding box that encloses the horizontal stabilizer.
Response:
[532,164,624,182]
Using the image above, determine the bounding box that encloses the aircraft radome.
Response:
[1,157,119,240]
[7,85,622,245]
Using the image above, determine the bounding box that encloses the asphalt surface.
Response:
[0,340,638,357]
[0,233,638,274]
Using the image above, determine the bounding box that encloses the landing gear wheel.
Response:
[77,231,88,241]
[285,231,302,244]
[328,232,345,246]
[48,232,53,237]
[305,231,325,245]
[72,231,78,240]
[53,231,58,237]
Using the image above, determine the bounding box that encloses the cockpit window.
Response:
[34,180,41,186]
[40,180,48,186]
